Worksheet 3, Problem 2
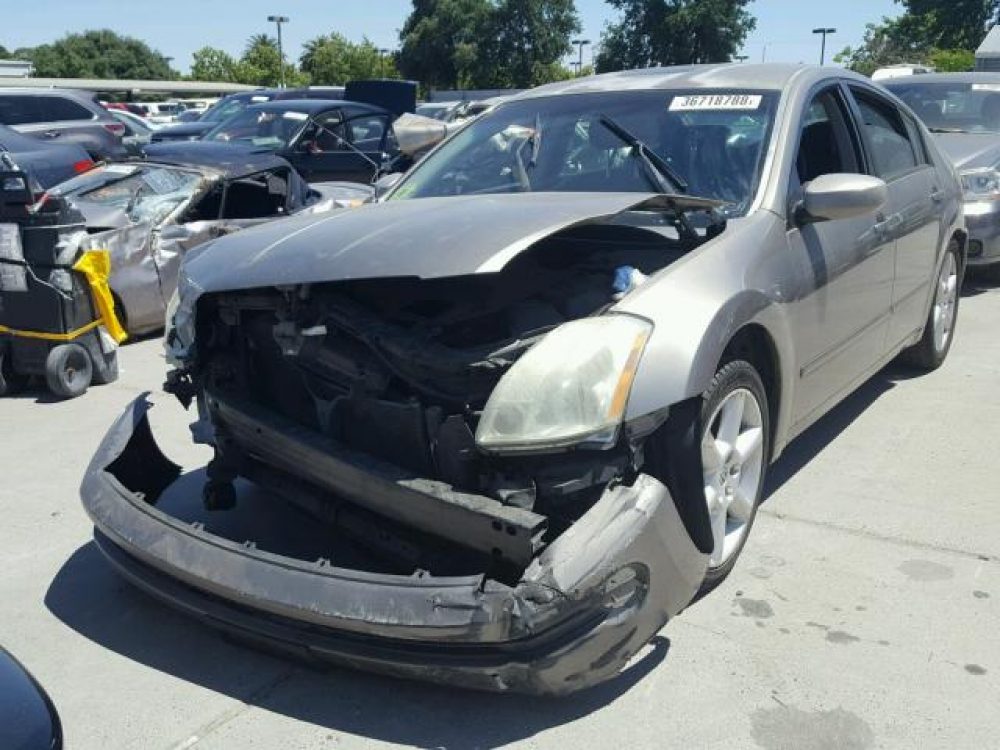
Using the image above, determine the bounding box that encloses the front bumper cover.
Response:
[80,395,707,695]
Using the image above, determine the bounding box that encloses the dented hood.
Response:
[183,191,718,294]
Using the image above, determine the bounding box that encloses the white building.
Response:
[0,60,34,78]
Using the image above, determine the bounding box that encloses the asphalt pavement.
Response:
[1,275,997,749]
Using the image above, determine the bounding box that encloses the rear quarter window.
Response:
[38,96,95,122]
[0,95,41,125]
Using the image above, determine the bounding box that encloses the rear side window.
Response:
[0,95,41,125]
[38,96,95,122]
[850,89,920,180]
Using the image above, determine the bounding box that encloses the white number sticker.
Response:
[972,83,1000,91]
[669,94,762,111]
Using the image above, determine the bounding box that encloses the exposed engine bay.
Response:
[168,213,721,582]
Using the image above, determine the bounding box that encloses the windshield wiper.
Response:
[597,114,688,194]
[927,126,968,133]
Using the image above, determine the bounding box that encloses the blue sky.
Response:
[2,0,902,73]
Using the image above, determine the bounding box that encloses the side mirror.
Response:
[797,173,887,224]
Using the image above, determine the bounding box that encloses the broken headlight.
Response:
[164,265,203,366]
[476,315,652,454]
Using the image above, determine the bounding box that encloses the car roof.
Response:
[880,72,1000,85]
[515,63,867,100]
[247,99,388,115]
[0,87,96,99]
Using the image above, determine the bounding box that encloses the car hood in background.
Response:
[932,132,1000,170]
[182,191,720,295]
[0,647,62,750]
[150,122,216,141]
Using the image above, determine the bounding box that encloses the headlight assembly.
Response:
[960,168,1000,199]
[475,314,652,454]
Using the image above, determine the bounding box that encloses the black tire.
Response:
[0,352,29,397]
[44,343,92,399]
[901,241,962,371]
[697,360,771,596]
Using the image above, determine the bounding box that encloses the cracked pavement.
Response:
[1,276,997,749]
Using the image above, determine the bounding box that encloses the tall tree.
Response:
[837,0,995,74]
[0,44,10,59]
[595,0,756,72]
[189,47,237,82]
[398,0,493,89]
[27,30,175,79]
[483,0,580,87]
[300,33,398,84]
[399,0,579,89]
[233,34,305,87]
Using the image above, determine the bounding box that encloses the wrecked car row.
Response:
[81,64,966,694]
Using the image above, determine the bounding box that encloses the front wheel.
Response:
[698,360,771,595]
[44,343,93,399]
[901,242,961,371]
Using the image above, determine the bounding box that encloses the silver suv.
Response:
[0,89,127,161]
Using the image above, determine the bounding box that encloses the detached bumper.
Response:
[80,395,707,695]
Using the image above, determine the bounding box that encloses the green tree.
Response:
[0,44,9,59]
[595,0,756,72]
[838,1,995,74]
[27,30,175,79]
[233,34,305,87]
[928,48,976,70]
[398,0,494,89]
[189,46,237,81]
[399,0,580,89]
[300,33,398,84]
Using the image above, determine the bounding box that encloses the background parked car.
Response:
[151,87,347,143]
[0,123,93,188]
[0,89,127,160]
[52,155,368,335]
[884,72,1000,276]
[146,99,403,183]
[107,109,158,155]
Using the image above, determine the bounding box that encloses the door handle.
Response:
[42,130,60,138]
[929,187,945,203]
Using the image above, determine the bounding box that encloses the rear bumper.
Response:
[80,395,707,694]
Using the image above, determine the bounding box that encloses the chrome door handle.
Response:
[42,130,60,138]
[929,187,944,203]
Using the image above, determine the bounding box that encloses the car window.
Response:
[57,164,203,224]
[347,116,386,150]
[0,95,41,125]
[221,169,289,219]
[390,90,779,217]
[885,81,1000,133]
[850,89,920,180]
[203,107,309,150]
[38,96,94,122]
[796,88,861,184]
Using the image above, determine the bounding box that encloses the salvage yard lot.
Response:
[1,279,998,749]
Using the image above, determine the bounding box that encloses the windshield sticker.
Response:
[282,111,308,121]
[669,94,762,111]
[142,168,187,194]
[972,83,1000,91]
[251,96,269,102]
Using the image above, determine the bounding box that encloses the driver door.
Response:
[288,110,389,183]
[786,85,896,429]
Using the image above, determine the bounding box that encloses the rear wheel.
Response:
[698,360,770,594]
[902,243,960,371]
[44,343,92,399]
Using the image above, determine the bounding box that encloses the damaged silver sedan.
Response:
[81,64,964,694]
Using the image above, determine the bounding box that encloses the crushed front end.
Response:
[82,202,715,694]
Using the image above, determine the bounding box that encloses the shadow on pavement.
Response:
[764,364,904,497]
[45,541,669,747]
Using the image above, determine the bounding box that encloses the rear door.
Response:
[845,85,942,347]
[786,84,896,428]
[12,94,108,156]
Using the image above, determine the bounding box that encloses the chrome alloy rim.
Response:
[701,388,765,569]
[932,252,958,354]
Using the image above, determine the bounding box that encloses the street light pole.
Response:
[267,14,290,88]
[812,27,836,66]
[572,38,591,75]
[379,48,391,78]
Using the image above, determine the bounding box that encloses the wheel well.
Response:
[951,229,968,271]
[720,324,780,460]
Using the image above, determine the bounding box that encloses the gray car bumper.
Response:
[963,200,1000,266]
[80,395,707,695]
